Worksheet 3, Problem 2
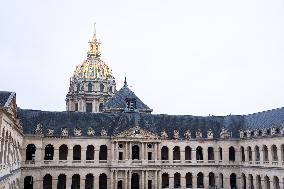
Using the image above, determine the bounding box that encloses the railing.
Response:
[72,160,81,163]
[173,160,181,163]
[196,160,204,163]
[86,160,94,163]
[99,160,107,163]
[44,160,53,164]
[208,160,215,163]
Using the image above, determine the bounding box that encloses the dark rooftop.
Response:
[0,91,13,107]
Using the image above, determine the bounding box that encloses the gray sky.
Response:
[0,0,284,116]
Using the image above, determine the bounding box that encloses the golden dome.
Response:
[74,58,114,80]
[73,25,115,80]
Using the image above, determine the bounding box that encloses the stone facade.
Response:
[1,29,284,189]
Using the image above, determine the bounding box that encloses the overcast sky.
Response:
[0,0,284,116]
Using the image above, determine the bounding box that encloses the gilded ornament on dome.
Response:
[173,129,180,139]
[34,123,43,135]
[207,129,213,139]
[61,128,69,137]
[161,130,168,139]
[184,130,191,140]
[101,128,108,136]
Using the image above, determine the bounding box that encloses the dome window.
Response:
[126,98,136,112]
[88,83,93,92]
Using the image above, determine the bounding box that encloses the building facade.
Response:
[0,29,284,189]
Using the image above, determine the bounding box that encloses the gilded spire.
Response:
[124,77,128,87]
[87,23,101,57]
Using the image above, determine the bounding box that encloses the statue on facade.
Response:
[173,129,180,139]
[262,128,268,136]
[239,129,244,139]
[271,124,277,136]
[253,129,259,137]
[161,130,168,139]
[61,127,69,136]
[246,129,252,138]
[101,128,108,136]
[207,129,213,139]
[220,127,230,139]
[47,128,54,136]
[184,129,191,140]
[196,129,202,139]
[280,122,284,135]
[34,123,43,135]
[74,127,82,136]
[87,127,95,136]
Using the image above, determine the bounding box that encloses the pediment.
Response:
[114,126,159,139]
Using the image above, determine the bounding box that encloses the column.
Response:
[154,144,158,161]
[158,171,162,189]
[144,143,147,161]
[252,149,256,165]
[169,174,174,189]
[128,170,132,189]
[278,147,282,166]
[141,171,145,189]
[154,170,158,189]
[124,170,128,189]
[204,174,209,189]
[192,149,196,163]
[82,148,86,162]
[260,149,264,165]
[141,143,144,161]
[111,142,114,162]
[110,170,113,189]
[157,143,161,161]
[145,171,148,189]
[181,149,185,162]
[66,175,72,189]
[52,177,58,189]
[129,143,132,160]
[203,147,208,163]
[181,175,186,189]
[80,177,85,189]
[192,175,197,189]
[116,142,119,161]
[68,147,73,165]
[115,170,118,189]
[125,142,128,160]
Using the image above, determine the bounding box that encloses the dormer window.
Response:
[126,98,136,111]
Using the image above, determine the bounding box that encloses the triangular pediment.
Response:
[114,126,159,139]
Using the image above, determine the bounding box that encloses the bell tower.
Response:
[66,24,116,112]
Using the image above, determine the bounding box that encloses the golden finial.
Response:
[87,23,101,57]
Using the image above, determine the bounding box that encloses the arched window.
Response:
[264,176,270,189]
[263,145,269,162]
[86,145,94,160]
[242,174,246,189]
[24,176,33,189]
[240,146,245,162]
[271,145,278,161]
[248,174,254,189]
[230,173,237,189]
[281,144,284,161]
[57,174,66,189]
[88,83,92,92]
[117,180,123,189]
[197,172,204,188]
[161,146,169,160]
[185,146,192,160]
[229,146,235,161]
[73,145,81,160]
[219,147,223,160]
[71,174,80,189]
[59,145,68,160]
[255,146,260,162]
[256,175,262,189]
[247,146,252,162]
[131,173,139,189]
[208,147,214,160]
[209,172,215,187]
[43,174,52,189]
[132,145,140,160]
[100,83,104,92]
[219,173,224,188]
[99,145,108,160]
[186,172,192,188]
[196,146,203,160]
[44,144,54,160]
[174,172,181,188]
[273,176,280,189]
[162,173,169,188]
[85,174,94,189]
[99,173,107,189]
[173,146,180,160]
[26,144,36,161]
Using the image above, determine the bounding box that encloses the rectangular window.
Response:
[119,152,123,160]
[148,152,152,160]
[86,103,92,112]
[75,103,78,111]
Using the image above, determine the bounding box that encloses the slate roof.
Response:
[103,83,152,112]
[17,107,284,138]
[0,91,14,107]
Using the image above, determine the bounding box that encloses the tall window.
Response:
[86,103,92,112]
[88,83,92,92]
[75,103,78,111]
[100,84,104,92]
